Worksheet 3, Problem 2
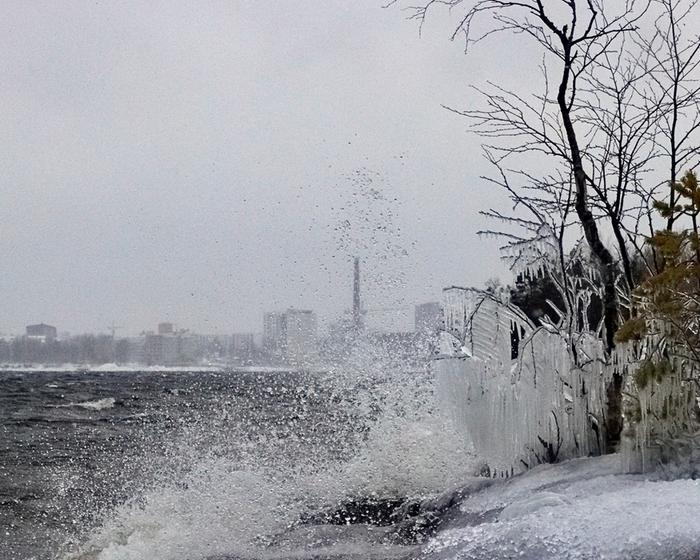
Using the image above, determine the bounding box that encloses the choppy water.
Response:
[0,363,475,560]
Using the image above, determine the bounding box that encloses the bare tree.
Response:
[396,0,651,348]
[388,0,666,448]
[574,0,700,273]
[641,0,700,231]
[391,0,700,451]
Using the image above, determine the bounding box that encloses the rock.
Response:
[388,478,496,544]
[300,497,408,526]
[299,478,497,546]
[499,491,571,521]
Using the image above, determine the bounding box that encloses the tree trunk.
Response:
[557,44,623,450]
[605,372,624,451]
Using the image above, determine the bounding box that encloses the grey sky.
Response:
[1,1,540,336]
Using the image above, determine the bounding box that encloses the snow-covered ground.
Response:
[423,453,700,560]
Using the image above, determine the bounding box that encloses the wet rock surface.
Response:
[301,497,409,527]
[300,477,496,545]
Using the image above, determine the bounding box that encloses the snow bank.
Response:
[423,454,700,560]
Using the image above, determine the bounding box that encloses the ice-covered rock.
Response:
[499,491,570,521]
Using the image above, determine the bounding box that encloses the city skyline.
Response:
[6,295,439,339]
[2,296,441,367]
[9,249,435,338]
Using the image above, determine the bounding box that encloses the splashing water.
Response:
[54,355,476,560]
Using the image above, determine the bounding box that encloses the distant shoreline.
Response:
[0,364,324,374]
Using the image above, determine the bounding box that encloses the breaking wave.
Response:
[61,362,476,560]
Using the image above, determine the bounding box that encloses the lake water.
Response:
[0,364,474,560]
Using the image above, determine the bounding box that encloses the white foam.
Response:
[58,397,116,411]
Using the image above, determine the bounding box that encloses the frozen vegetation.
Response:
[424,226,700,558]
[437,287,613,476]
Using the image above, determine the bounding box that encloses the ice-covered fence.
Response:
[442,287,532,363]
[435,287,612,476]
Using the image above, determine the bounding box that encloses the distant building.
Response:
[283,309,318,364]
[115,336,144,364]
[142,324,200,365]
[415,302,442,334]
[158,322,174,335]
[230,333,256,364]
[143,334,178,365]
[178,334,201,362]
[26,323,57,341]
[263,312,285,356]
[263,309,318,365]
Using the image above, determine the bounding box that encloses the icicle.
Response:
[437,233,699,476]
[619,325,700,474]
[434,292,613,476]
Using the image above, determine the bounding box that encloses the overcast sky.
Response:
[0,1,543,336]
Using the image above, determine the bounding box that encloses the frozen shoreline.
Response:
[189,453,700,560]
[418,453,700,560]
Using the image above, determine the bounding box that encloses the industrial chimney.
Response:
[353,257,362,331]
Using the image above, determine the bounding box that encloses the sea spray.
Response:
[63,356,477,560]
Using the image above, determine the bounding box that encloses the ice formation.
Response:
[435,287,613,476]
[437,283,700,475]
[422,454,700,560]
[617,332,700,474]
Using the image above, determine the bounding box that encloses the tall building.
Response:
[283,309,318,364]
[143,333,179,365]
[26,323,57,341]
[142,323,199,365]
[263,312,285,356]
[263,309,318,364]
[230,332,256,363]
[415,302,442,334]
